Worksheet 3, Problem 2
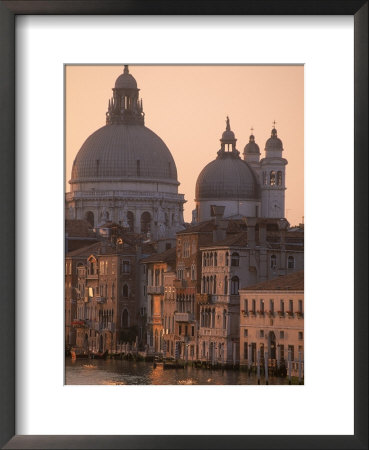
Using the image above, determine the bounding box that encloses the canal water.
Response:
[65,358,290,385]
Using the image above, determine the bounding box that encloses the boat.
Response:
[90,350,108,360]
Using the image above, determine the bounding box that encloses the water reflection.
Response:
[65,358,290,385]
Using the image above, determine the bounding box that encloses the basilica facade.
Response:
[66,66,185,240]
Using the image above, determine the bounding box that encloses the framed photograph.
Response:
[0,1,367,449]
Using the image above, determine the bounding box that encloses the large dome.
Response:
[195,155,260,201]
[70,124,178,184]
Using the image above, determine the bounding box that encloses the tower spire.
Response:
[124,65,129,74]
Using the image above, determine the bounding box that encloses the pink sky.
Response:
[66,65,304,225]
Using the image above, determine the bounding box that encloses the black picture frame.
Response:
[0,1,367,449]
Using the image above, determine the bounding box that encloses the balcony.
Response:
[201,328,227,337]
[71,319,86,328]
[196,293,211,304]
[174,312,193,323]
[87,273,98,280]
[147,285,164,295]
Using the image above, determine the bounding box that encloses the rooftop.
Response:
[241,270,304,291]
[141,247,177,265]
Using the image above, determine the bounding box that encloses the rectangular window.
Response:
[244,342,248,359]
[269,299,274,313]
[260,330,264,338]
[252,299,256,313]
[190,345,194,356]
[185,325,188,336]
[191,326,194,337]
[280,299,284,313]
[280,345,285,360]
[179,325,182,335]
[280,330,284,339]
[244,329,248,337]
[298,331,303,340]
[289,299,294,313]
[244,299,248,313]
[298,300,303,313]
[260,299,264,313]
[288,345,295,361]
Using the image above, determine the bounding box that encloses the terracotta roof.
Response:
[201,232,248,249]
[67,240,138,258]
[66,242,102,257]
[241,270,304,291]
[65,219,94,237]
[141,247,177,265]
[177,220,216,235]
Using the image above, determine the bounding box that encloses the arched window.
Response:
[210,253,213,266]
[122,309,129,328]
[231,276,239,295]
[223,309,227,329]
[225,252,229,266]
[270,171,276,186]
[191,264,196,281]
[202,276,206,293]
[212,309,216,328]
[122,284,129,297]
[203,253,206,267]
[210,276,213,294]
[231,252,240,267]
[85,211,94,228]
[287,255,295,269]
[206,276,210,294]
[270,254,277,269]
[141,212,151,233]
[127,211,134,232]
[277,171,282,186]
[214,252,217,266]
[224,276,228,295]
[213,275,217,295]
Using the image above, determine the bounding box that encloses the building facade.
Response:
[196,218,304,365]
[239,270,304,378]
[66,239,148,352]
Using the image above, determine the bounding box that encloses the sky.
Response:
[65,65,304,226]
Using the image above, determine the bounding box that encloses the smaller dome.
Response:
[265,128,283,151]
[244,134,260,155]
[115,65,137,89]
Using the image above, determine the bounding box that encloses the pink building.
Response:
[239,270,304,380]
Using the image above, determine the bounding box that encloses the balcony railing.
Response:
[96,296,106,304]
[174,312,193,322]
[87,273,98,280]
[147,285,164,295]
[196,293,211,304]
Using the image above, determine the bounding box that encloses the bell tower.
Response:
[260,123,288,218]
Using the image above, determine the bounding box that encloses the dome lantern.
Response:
[106,65,145,126]
[217,116,240,158]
